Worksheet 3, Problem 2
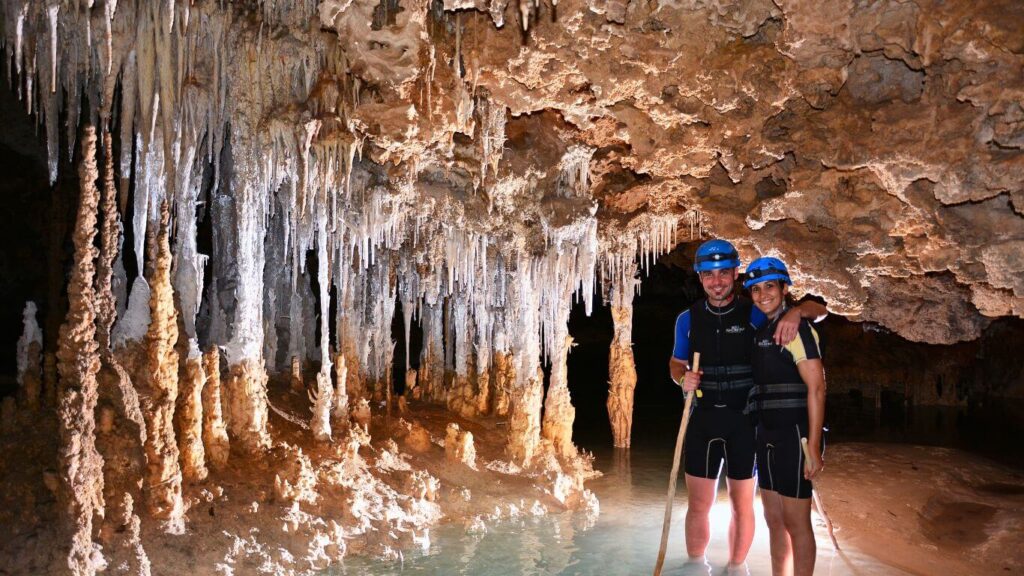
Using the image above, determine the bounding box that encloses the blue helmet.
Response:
[744,257,792,289]
[694,239,740,272]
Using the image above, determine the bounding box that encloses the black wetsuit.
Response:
[751,312,823,499]
[672,297,764,481]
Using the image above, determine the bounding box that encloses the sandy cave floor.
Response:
[815,443,1024,576]
[1,381,1023,575]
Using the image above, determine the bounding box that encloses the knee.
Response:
[782,509,813,535]
[730,498,753,519]
[688,496,714,515]
[762,506,785,531]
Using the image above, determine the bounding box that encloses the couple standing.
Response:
[668,239,828,576]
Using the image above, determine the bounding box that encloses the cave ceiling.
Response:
[3,0,1024,345]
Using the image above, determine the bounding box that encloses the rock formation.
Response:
[138,202,185,531]
[607,266,639,448]
[55,126,105,576]
[16,301,43,411]
[201,346,230,471]
[177,345,208,482]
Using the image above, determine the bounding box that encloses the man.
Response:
[668,240,825,571]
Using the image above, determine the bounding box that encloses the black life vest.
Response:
[686,297,756,411]
[750,313,822,429]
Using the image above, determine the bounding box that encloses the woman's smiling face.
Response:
[750,279,788,317]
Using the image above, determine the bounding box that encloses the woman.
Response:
[744,257,825,576]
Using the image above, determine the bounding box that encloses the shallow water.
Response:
[327,442,907,575]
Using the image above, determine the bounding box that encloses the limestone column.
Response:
[56,126,106,575]
[542,315,576,460]
[223,177,271,454]
[607,271,639,448]
[447,293,476,417]
[506,261,543,467]
[311,213,333,442]
[419,301,445,403]
[491,324,514,417]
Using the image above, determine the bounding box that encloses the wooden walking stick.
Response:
[801,437,840,550]
[653,352,700,576]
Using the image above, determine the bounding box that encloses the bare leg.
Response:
[725,477,756,565]
[781,495,815,576]
[684,473,718,558]
[761,489,793,576]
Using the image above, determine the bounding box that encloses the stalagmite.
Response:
[445,423,477,469]
[139,201,185,531]
[201,346,230,470]
[290,355,304,392]
[333,352,349,421]
[16,301,43,411]
[178,345,208,482]
[95,129,121,351]
[607,268,639,448]
[55,126,106,575]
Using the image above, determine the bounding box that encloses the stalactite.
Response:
[56,125,106,575]
[139,201,185,532]
[607,265,639,448]
[17,302,43,411]
[201,346,230,470]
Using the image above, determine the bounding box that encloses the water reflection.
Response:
[327,443,906,575]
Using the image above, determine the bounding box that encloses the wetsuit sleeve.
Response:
[672,311,691,361]
[750,305,767,329]
[784,321,822,364]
